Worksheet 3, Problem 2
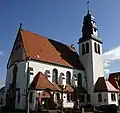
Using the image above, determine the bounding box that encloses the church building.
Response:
[1,10,119,111]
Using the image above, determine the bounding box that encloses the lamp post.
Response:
[60,85,64,113]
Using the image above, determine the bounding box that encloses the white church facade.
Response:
[1,11,119,111]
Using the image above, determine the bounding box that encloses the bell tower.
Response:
[78,6,104,105]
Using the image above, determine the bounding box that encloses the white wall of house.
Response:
[93,92,118,107]
[3,59,87,110]
[108,92,118,106]
[29,60,87,109]
[93,92,108,107]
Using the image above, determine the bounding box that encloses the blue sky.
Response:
[0,0,120,87]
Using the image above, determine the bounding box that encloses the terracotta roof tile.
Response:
[63,84,74,93]
[20,29,84,70]
[108,72,120,90]
[29,72,61,91]
[52,82,62,92]
[94,77,118,93]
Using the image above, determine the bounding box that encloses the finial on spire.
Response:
[87,0,90,14]
[19,23,22,30]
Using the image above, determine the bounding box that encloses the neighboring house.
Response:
[0,87,5,106]
[94,77,119,106]
[108,72,120,106]
[2,11,119,111]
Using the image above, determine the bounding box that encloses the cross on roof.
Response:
[87,0,90,13]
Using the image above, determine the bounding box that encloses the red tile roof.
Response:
[108,72,120,90]
[94,77,119,93]
[29,72,61,91]
[52,82,62,92]
[20,29,84,70]
[63,84,74,93]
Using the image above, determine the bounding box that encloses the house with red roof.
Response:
[2,10,119,111]
[108,72,120,105]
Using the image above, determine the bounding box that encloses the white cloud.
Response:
[0,51,4,56]
[0,80,5,88]
[103,46,120,75]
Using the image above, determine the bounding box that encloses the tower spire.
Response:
[19,23,22,30]
[87,0,90,14]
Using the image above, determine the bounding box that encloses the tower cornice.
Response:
[78,36,103,44]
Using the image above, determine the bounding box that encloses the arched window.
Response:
[98,44,100,54]
[98,93,102,102]
[52,69,58,84]
[59,73,63,85]
[78,73,82,87]
[86,42,89,53]
[66,71,71,85]
[72,75,76,86]
[94,42,97,53]
[82,44,85,55]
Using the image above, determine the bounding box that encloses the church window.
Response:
[59,73,63,85]
[78,73,82,87]
[82,44,85,55]
[52,69,58,84]
[98,93,102,102]
[86,42,89,53]
[94,42,97,53]
[29,92,33,103]
[111,93,116,101]
[66,71,71,85]
[98,44,100,54]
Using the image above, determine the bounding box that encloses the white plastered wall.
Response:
[79,39,104,106]
[28,60,87,109]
